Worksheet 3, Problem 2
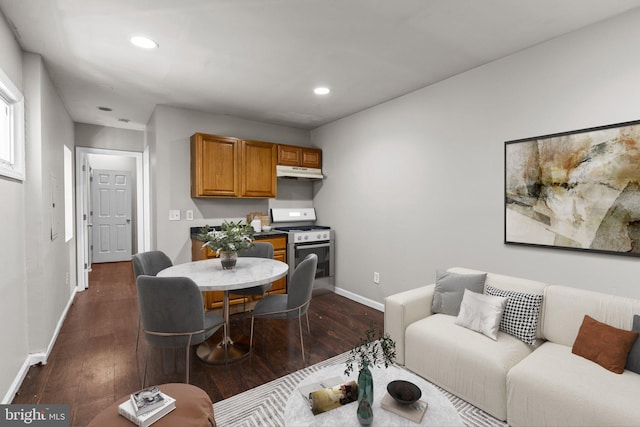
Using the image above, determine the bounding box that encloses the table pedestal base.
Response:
[196,336,253,364]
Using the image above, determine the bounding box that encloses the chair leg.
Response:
[142,345,149,389]
[185,346,190,384]
[305,311,311,335]
[135,316,141,354]
[249,316,255,352]
[298,315,305,365]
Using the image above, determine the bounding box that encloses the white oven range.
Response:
[270,208,335,292]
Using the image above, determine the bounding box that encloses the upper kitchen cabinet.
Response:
[239,139,277,197]
[277,144,322,169]
[191,133,277,198]
[191,133,239,197]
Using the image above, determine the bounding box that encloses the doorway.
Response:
[75,147,149,290]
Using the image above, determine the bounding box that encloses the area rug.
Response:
[212,351,508,427]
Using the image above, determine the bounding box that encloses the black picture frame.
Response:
[505,119,640,257]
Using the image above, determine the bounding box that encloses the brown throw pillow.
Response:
[571,315,639,374]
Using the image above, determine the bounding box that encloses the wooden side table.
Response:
[87,383,216,427]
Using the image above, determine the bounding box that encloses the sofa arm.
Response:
[384,284,435,365]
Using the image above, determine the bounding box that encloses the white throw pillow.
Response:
[455,289,508,340]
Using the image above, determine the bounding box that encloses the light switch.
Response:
[169,210,181,221]
[186,210,194,221]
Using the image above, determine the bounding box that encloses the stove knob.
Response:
[322,233,328,239]
[317,234,322,239]
[304,235,309,240]
[296,235,301,242]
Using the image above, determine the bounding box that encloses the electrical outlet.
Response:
[186,210,194,221]
[169,210,181,221]
[373,272,380,284]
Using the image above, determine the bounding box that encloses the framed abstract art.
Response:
[505,119,640,257]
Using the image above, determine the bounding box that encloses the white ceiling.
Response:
[1,0,640,131]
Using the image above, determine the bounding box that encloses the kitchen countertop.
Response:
[190,226,286,240]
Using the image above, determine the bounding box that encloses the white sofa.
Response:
[384,267,640,426]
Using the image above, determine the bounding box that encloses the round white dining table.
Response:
[157,257,289,364]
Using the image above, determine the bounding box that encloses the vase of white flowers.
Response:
[198,220,255,270]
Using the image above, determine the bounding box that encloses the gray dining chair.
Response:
[132,250,173,278]
[132,251,173,353]
[250,253,318,364]
[231,242,275,312]
[136,275,224,386]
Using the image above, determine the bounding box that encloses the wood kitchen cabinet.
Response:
[254,235,288,295]
[191,133,277,198]
[191,133,239,197]
[191,234,287,311]
[277,144,322,169]
[240,139,277,197]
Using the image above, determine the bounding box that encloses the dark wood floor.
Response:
[12,261,384,426]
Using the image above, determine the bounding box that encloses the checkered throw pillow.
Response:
[485,285,543,345]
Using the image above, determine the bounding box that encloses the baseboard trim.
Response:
[2,358,31,404]
[2,287,77,404]
[334,286,384,312]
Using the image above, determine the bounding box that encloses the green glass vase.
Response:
[357,365,374,404]
[356,392,373,425]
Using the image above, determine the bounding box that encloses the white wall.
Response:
[76,122,144,152]
[0,9,28,403]
[23,52,76,353]
[311,9,640,302]
[147,105,312,264]
[0,12,76,399]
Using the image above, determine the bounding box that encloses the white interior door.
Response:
[91,169,132,263]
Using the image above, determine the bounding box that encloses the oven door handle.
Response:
[296,242,331,250]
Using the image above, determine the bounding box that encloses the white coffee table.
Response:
[284,364,464,426]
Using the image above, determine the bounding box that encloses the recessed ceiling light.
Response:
[314,87,330,95]
[97,106,112,111]
[130,36,158,49]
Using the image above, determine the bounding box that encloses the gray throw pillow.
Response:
[625,314,640,374]
[431,270,487,316]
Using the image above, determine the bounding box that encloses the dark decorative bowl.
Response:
[387,380,422,405]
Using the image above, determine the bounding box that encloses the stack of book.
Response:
[118,386,176,427]
[380,392,428,423]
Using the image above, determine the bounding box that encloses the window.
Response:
[0,66,25,181]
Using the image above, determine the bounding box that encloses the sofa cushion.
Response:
[405,313,533,421]
[542,285,640,346]
[431,270,486,316]
[455,289,507,340]
[486,285,543,345]
[507,342,640,427]
[571,315,639,374]
[626,314,640,374]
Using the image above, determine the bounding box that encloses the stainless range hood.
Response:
[276,165,323,180]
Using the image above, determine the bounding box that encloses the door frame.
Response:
[75,147,149,290]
